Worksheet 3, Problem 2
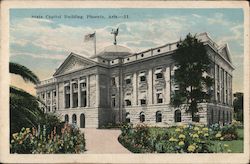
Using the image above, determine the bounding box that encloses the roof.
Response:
[91,45,133,60]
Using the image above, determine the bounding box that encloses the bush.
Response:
[10,123,85,154]
[209,123,239,141]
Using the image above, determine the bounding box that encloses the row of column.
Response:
[64,76,89,109]
[214,64,233,106]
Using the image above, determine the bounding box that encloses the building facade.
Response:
[36,32,234,128]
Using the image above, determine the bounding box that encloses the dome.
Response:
[91,45,132,60]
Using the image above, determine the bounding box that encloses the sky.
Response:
[9,8,244,95]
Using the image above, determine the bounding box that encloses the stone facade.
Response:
[36,32,234,128]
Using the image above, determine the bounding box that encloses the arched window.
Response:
[72,114,77,124]
[125,112,130,123]
[140,112,145,122]
[65,114,69,123]
[156,111,162,123]
[226,111,229,123]
[174,110,181,122]
[80,113,85,128]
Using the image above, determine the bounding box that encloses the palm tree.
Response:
[9,62,44,134]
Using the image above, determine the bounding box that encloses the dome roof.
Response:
[91,45,132,60]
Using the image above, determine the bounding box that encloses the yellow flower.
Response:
[192,133,199,138]
[202,128,209,132]
[215,133,221,138]
[178,141,184,146]
[224,144,229,147]
[188,145,196,152]
[175,128,181,132]
[25,128,31,134]
[204,133,209,137]
[220,137,224,141]
[179,134,185,139]
[169,137,178,142]
[194,127,200,131]
[12,133,18,139]
[198,130,203,134]
[227,149,232,153]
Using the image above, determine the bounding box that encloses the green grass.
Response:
[211,128,243,153]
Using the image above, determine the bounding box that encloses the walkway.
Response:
[80,128,131,154]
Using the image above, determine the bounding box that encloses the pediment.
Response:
[54,53,96,76]
[219,44,232,63]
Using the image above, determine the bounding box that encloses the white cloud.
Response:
[11,52,66,60]
[217,25,243,44]
[10,15,189,57]
[192,14,202,18]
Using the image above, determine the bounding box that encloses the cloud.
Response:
[192,14,202,18]
[11,52,66,60]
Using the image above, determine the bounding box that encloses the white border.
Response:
[0,1,249,163]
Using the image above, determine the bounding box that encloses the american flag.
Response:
[84,32,95,42]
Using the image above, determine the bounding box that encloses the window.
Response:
[72,83,78,108]
[72,114,77,124]
[140,99,146,105]
[47,106,51,112]
[156,111,162,122]
[81,83,86,88]
[125,75,132,85]
[125,100,132,106]
[140,112,145,122]
[139,72,146,82]
[111,77,116,86]
[53,91,56,97]
[141,54,144,57]
[42,93,45,99]
[174,110,181,122]
[155,68,163,79]
[140,76,146,82]
[157,49,161,52]
[65,86,70,108]
[112,96,116,107]
[126,112,130,123]
[81,91,87,107]
[65,114,69,122]
[47,92,51,99]
[157,93,163,104]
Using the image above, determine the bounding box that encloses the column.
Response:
[148,68,153,105]
[78,79,81,107]
[96,74,100,107]
[214,64,218,102]
[87,75,90,107]
[50,90,53,112]
[132,72,137,106]
[165,66,170,104]
[56,84,59,110]
[44,91,47,113]
[70,81,73,108]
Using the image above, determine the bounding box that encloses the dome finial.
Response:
[111,27,119,45]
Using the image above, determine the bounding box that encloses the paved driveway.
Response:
[80,128,131,154]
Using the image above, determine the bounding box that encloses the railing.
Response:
[37,78,57,86]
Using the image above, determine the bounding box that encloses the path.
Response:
[80,128,131,154]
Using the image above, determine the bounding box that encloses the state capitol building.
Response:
[36,32,234,128]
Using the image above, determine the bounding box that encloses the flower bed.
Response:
[119,123,239,153]
[10,123,85,154]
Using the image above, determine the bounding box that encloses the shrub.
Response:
[10,123,85,154]
[209,123,239,141]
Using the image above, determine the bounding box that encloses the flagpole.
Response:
[94,31,96,56]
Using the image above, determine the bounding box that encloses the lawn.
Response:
[211,128,243,153]
[119,124,244,153]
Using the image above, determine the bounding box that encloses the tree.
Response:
[171,33,213,121]
[233,92,243,122]
[9,62,44,134]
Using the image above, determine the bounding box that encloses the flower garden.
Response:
[118,120,243,153]
[10,123,86,154]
